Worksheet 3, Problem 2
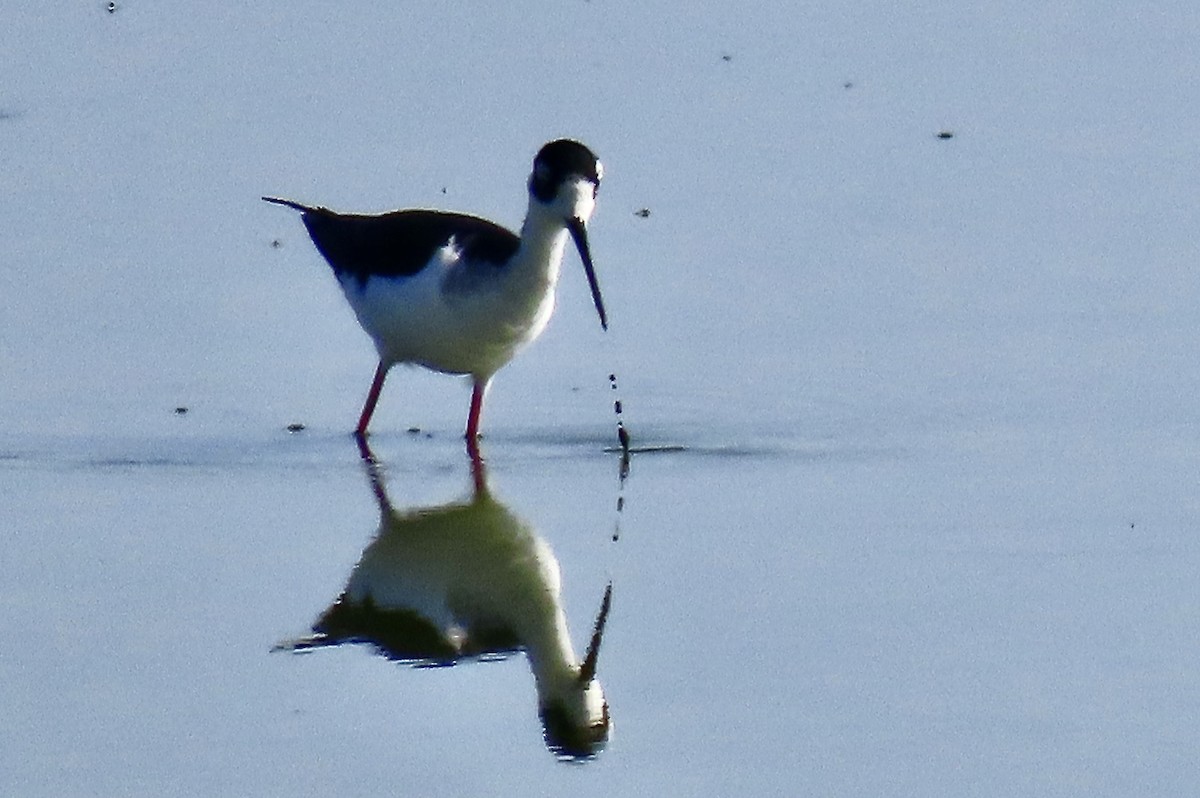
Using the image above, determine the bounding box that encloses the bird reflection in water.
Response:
[277,440,613,761]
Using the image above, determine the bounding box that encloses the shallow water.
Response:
[5,407,1198,794]
[5,2,1200,795]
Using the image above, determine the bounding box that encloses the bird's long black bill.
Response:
[568,218,608,331]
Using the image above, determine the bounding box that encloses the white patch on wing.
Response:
[438,238,463,268]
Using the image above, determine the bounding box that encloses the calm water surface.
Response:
[4,401,1196,795]
[5,3,1200,795]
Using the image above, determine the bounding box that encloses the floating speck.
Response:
[634,208,651,218]
[936,130,955,139]
[721,54,733,62]
[270,239,282,248]
[174,406,188,415]
[107,1,117,13]
[286,422,306,433]
[843,81,854,89]
[406,426,422,435]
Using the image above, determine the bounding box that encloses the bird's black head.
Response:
[529,139,602,203]
[527,139,608,330]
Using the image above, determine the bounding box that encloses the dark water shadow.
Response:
[0,413,902,482]
[274,438,614,762]
[485,422,903,467]
[0,428,379,474]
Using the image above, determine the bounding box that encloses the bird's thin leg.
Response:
[465,378,489,452]
[356,362,388,436]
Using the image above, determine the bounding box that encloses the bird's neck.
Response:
[512,203,570,289]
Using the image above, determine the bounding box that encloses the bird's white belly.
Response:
[339,265,555,378]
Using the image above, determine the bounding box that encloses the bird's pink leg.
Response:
[356,362,388,436]
[465,379,489,453]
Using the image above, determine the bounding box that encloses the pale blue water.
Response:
[4,3,1200,796]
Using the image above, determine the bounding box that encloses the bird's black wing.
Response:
[297,207,520,286]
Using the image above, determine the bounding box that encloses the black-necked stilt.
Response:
[264,139,607,446]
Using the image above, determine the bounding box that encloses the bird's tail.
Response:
[261,196,314,213]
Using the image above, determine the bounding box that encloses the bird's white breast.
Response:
[338,238,562,378]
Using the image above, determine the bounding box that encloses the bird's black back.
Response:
[298,207,521,286]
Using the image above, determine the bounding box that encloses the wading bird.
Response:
[264,139,607,448]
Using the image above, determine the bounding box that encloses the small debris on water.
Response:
[634,208,651,218]
[721,54,733,62]
[174,406,188,415]
[286,422,306,433]
[406,426,422,435]
[107,1,117,13]
[843,81,854,89]
[936,130,955,139]
[270,238,282,248]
